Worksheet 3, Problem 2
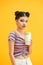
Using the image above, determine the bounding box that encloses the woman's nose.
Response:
[23,22,26,25]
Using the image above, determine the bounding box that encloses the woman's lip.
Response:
[22,25,26,27]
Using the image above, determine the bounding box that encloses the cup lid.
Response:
[25,32,31,34]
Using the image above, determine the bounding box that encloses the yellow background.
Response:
[0,0,43,65]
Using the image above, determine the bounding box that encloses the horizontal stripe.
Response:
[9,34,15,37]
[10,31,15,35]
[14,52,22,56]
[8,35,15,39]
[8,36,15,41]
[15,38,23,41]
[16,36,24,40]
[15,42,24,45]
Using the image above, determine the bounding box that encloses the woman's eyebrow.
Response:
[20,19,27,21]
[20,19,25,21]
[20,19,28,22]
[20,19,24,20]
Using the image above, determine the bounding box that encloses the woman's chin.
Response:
[19,27,26,30]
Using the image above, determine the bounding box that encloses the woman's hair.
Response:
[15,11,30,20]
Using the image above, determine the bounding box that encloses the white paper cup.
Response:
[25,32,32,45]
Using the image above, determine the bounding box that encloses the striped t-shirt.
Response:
[8,30,28,57]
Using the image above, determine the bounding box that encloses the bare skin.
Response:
[8,16,32,65]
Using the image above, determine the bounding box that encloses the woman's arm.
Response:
[8,40,16,65]
[28,40,32,55]
[28,44,32,55]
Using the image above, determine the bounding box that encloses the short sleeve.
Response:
[8,31,15,41]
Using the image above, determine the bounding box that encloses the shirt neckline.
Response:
[15,30,25,41]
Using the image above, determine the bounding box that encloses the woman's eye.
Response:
[26,20,28,23]
[20,19,28,23]
[20,20,24,22]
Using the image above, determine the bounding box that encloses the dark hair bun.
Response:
[15,11,30,20]
[26,12,30,17]
[15,11,19,16]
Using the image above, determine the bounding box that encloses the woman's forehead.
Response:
[19,16,28,20]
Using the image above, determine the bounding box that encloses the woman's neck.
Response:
[16,28,24,34]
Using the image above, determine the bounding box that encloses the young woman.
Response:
[8,11,32,65]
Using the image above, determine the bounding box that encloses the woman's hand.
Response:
[28,39,32,55]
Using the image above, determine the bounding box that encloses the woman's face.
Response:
[16,16,28,30]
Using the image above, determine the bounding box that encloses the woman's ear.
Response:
[16,20,18,25]
[16,20,18,22]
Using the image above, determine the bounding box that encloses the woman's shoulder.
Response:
[8,30,16,41]
[9,30,16,34]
